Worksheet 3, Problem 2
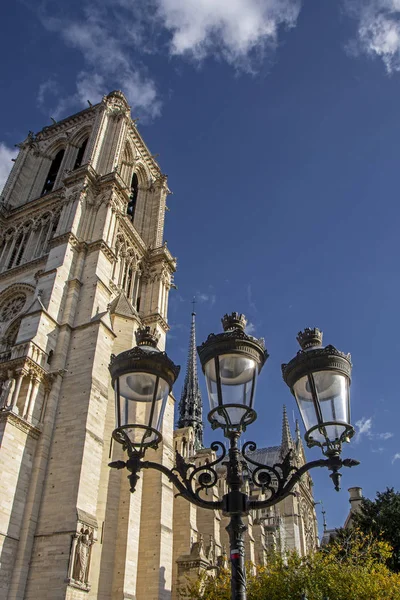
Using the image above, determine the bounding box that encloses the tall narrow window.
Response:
[34,219,49,258]
[15,234,26,266]
[126,266,133,296]
[127,173,138,223]
[41,149,65,196]
[73,138,88,170]
[122,261,129,291]
[8,233,23,269]
[44,216,60,254]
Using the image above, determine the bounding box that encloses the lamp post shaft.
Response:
[227,514,247,600]
[225,433,248,600]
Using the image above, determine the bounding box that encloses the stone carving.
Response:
[217,546,228,571]
[0,371,15,409]
[0,295,26,322]
[206,535,215,563]
[70,527,95,587]
[190,533,205,559]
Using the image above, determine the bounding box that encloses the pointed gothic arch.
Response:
[119,140,135,185]
[127,172,138,223]
[41,148,65,195]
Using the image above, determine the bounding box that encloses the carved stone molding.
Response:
[48,232,81,251]
[0,355,48,382]
[0,409,41,439]
[4,189,65,222]
[36,108,96,143]
[0,256,47,283]
[141,312,170,333]
[86,240,116,262]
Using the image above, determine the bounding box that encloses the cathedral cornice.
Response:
[141,312,170,332]
[127,121,163,181]
[97,171,129,199]
[0,410,42,439]
[86,240,116,263]
[0,355,49,381]
[2,189,64,222]
[62,163,99,188]
[0,256,47,283]
[49,231,81,251]
[35,106,97,142]
[147,244,177,273]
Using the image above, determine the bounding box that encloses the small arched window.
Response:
[41,149,65,196]
[127,173,138,223]
[73,138,88,170]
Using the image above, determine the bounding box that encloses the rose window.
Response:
[0,295,26,322]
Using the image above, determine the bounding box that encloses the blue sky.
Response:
[1,0,400,535]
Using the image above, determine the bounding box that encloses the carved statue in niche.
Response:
[217,546,228,571]
[0,370,15,409]
[72,528,94,584]
[206,535,215,563]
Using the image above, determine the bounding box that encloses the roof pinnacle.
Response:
[281,405,293,455]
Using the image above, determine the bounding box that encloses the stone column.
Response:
[23,375,34,419]
[11,370,25,414]
[26,378,40,422]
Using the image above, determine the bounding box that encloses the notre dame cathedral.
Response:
[0,91,318,600]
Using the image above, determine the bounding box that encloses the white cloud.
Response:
[155,0,301,68]
[196,292,216,306]
[375,431,394,440]
[37,78,60,109]
[345,0,400,73]
[355,416,373,439]
[35,0,303,118]
[392,452,400,463]
[0,143,17,195]
[39,6,161,120]
[245,322,256,335]
[247,284,258,314]
[355,416,394,444]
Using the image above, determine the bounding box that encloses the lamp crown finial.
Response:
[297,327,323,350]
[221,312,247,332]
[135,326,160,347]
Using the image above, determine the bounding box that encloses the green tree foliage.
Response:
[181,530,400,600]
[351,487,400,572]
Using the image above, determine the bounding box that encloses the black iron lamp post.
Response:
[109,316,359,600]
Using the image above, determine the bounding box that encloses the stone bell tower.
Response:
[0,91,176,600]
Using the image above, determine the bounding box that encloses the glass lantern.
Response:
[109,326,180,455]
[198,313,268,435]
[282,327,353,455]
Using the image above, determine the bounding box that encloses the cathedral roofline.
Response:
[37,105,98,139]
[36,91,128,138]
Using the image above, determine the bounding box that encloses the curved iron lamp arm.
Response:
[109,440,225,512]
[243,441,360,510]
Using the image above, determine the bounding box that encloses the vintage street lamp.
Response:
[109,315,359,600]
[281,327,354,491]
[198,312,268,434]
[109,327,180,490]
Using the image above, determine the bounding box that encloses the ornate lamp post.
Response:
[109,316,359,600]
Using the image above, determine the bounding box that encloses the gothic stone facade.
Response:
[0,91,318,600]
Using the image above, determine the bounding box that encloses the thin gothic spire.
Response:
[281,404,293,456]
[177,307,203,450]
